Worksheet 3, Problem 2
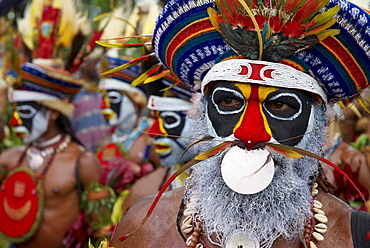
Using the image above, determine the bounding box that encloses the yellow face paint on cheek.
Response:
[258,86,276,136]
[13,110,23,126]
[232,83,250,134]
[158,114,168,136]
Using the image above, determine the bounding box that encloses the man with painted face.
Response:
[97,54,161,192]
[109,0,370,247]
[0,63,102,248]
[122,88,194,211]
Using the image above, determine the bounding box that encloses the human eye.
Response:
[263,93,302,120]
[211,87,245,114]
[107,90,122,104]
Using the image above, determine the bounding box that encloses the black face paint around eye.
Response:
[107,90,123,119]
[15,102,45,134]
[207,82,245,137]
[263,88,312,146]
[206,82,313,147]
[160,111,186,137]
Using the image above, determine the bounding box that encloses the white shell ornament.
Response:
[221,146,275,194]
[225,230,260,248]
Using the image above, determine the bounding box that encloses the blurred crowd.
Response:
[0,0,369,248]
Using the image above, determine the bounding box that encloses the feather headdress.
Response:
[17,0,91,69]
[208,0,340,61]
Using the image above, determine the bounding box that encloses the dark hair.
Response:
[56,112,85,147]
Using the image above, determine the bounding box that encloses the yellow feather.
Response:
[140,71,171,85]
[306,6,340,32]
[337,101,346,112]
[95,41,126,48]
[207,8,221,33]
[17,3,35,50]
[58,0,78,47]
[306,19,338,37]
[315,28,340,41]
[356,95,370,114]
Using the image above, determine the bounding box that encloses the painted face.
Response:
[205,81,314,194]
[149,110,193,167]
[206,81,312,148]
[101,90,138,130]
[10,102,50,143]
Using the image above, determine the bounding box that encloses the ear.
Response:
[48,109,60,121]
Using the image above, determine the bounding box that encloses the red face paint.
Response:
[234,84,272,148]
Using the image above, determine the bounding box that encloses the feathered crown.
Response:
[17,0,91,71]
[99,0,370,103]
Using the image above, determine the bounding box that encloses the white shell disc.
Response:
[28,154,44,170]
[221,146,275,195]
[225,230,260,248]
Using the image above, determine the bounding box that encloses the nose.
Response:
[10,111,22,127]
[234,91,271,149]
[148,118,166,137]
[100,96,115,121]
[100,94,110,109]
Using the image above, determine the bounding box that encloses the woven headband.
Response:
[201,59,327,102]
[147,95,193,111]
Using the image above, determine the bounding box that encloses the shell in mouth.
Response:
[221,146,275,195]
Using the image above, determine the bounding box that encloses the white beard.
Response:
[185,98,327,248]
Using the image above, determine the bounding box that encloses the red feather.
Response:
[267,142,367,208]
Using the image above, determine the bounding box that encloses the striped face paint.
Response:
[103,90,138,131]
[149,110,193,167]
[10,102,50,143]
[206,81,312,148]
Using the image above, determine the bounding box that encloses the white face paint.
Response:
[16,104,50,143]
[154,116,194,167]
[107,92,138,131]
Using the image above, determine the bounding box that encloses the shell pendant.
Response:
[225,230,260,248]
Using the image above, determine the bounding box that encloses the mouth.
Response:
[153,142,172,155]
[13,126,29,138]
[101,108,116,120]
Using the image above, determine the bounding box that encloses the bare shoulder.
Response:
[317,191,354,247]
[123,167,168,211]
[111,187,187,248]
[68,143,102,187]
[0,146,26,169]
[129,166,168,196]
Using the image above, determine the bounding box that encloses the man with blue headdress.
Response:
[107,0,370,247]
